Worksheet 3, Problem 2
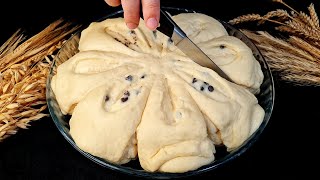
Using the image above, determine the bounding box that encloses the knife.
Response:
[157,9,233,82]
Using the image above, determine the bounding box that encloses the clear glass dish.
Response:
[46,7,275,179]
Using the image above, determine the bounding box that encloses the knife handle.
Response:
[157,9,179,38]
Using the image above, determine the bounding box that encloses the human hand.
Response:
[104,0,160,30]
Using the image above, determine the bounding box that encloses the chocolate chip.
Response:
[114,38,121,43]
[141,75,146,79]
[153,31,157,38]
[130,30,136,35]
[208,85,214,92]
[192,78,197,83]
[204,82,208,85]
[200,86,204,91]
[124,91,130,96]
[121,97,128,102]
[105,95,110,102]
[125,75,133,81]
[220,45,225,49]
[124,41,131,47]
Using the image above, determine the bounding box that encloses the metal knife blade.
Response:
[158,9,233,82]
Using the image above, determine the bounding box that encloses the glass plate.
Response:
[46,7,275,179]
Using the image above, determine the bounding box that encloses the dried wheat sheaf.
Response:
[229,0,320,86]
[0,20,79,141]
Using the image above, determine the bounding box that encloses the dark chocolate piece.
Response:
[192,78,197,83]
[208,85,214,92]
[121,97,129,102]
[125,75,133,81]
[124,91,130,96]
[105,95,110,102]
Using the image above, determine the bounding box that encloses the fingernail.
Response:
[126,23,138,29]
[147,18,158,30]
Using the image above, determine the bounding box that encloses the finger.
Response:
[142,0,160,30]
[104,0,121,7]
[121,0,141,29]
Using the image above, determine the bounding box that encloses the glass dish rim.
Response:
[46,7,275,179]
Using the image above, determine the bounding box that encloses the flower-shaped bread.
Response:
[51,13,265,173]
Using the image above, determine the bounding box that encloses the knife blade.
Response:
[157,9,233,82]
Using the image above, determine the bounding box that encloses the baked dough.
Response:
[51,12,265,173]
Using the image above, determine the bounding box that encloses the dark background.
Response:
[0,0,319,179]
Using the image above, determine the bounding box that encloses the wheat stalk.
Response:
[308,3,319,28]
[0,20,79,141]
[230,0,320,86]
[289,36,320,60]
[298,11,316,28]
[228,14,263,25]
[229,14,286,26]
[241,29,320,86]
[273,0,299,14]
